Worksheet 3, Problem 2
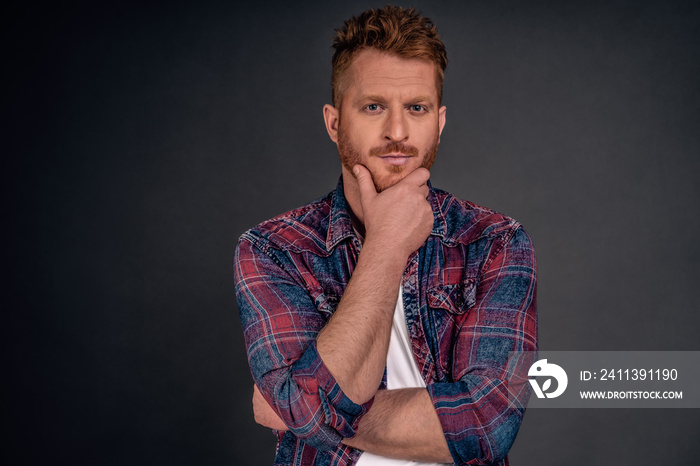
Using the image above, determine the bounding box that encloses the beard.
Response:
[337,125,439,192]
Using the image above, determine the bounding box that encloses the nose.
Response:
[383,108,408,142]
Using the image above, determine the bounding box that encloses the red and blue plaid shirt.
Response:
[234,178,537,465]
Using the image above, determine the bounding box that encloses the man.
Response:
[234,6,537,465]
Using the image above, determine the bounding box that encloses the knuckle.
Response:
[414,167,430,179]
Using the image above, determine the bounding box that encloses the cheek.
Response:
[349,127,375,152]
[417,123,441,145]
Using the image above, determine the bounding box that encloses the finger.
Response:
[353,165,377,202]
[420,182,430,198]
[404,167,430,186]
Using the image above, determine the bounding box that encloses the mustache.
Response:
[369,142,419,157]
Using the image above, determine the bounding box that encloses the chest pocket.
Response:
[427,279,477,315]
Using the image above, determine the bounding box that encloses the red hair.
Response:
[331,5,448,108]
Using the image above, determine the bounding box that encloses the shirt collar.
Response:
[326,176,447,251]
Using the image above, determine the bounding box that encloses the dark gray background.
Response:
[4,0,699,464]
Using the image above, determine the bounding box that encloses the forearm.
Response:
[315,165,433,405]
[342,388,452,463]
[317,239,406,404]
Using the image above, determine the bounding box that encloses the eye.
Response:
[366,104,379,111]
[410,104,426,112]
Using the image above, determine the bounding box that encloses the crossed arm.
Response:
[254,384,451,462]
[237,166,537,463]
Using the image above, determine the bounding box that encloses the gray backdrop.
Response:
[5,0,699,464]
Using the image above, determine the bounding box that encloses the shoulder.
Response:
[236,191,333,256]
[431,187,530,249]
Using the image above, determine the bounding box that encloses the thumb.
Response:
[353,165,377,203]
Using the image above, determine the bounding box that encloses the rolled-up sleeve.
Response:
[234,233,371,451]
[427,226,537,465]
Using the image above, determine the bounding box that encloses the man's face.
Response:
[324,49,446,192]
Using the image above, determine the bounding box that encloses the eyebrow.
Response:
[354,94,388,107]
[406,95,433,104]
[354,94,435,106]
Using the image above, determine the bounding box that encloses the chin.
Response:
[372,170,408,192]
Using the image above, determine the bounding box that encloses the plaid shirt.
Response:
[234,178,537,465]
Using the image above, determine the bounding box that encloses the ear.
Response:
[438,105,447,142]
[323,104,340,143]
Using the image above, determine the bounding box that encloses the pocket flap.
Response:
[427,279,476,315]
[314,292,340,317]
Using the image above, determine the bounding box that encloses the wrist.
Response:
[360,237,411,271]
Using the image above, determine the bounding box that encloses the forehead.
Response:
[345,49,438,100]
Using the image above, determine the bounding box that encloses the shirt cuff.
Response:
[427,380,520,465]
[291,340,374,448]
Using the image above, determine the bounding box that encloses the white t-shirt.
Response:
[355,286,451,466]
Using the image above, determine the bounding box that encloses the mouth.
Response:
[377,153,413,166]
